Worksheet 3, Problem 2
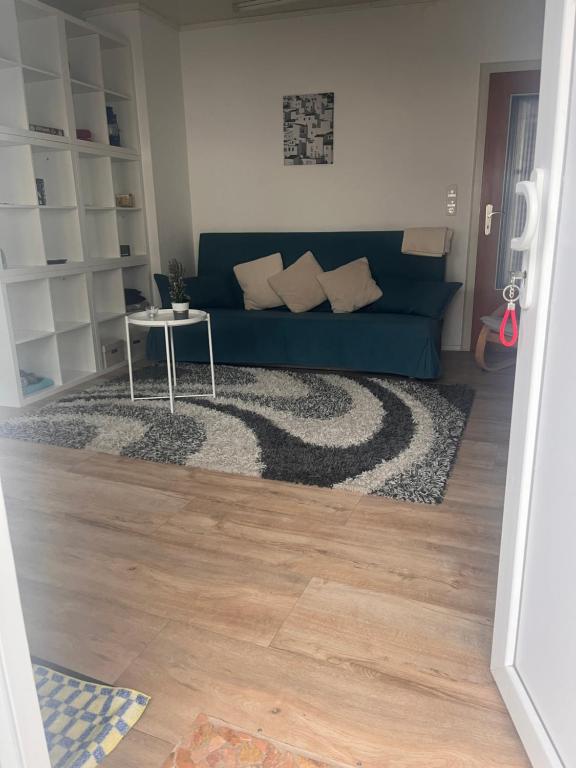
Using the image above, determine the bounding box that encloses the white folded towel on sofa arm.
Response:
[401,227,453,257]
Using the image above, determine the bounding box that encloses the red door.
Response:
[472,70,541,345]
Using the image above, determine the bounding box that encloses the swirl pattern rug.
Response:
[0,364,474,504]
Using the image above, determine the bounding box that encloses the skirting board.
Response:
[492,665,563,768]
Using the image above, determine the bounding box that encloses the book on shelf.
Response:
[29,124,65,136]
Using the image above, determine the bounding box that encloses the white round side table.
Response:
[125,309,216,414]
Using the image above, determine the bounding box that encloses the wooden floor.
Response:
[0,353,529,767]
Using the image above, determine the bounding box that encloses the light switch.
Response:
[446,185,457,216]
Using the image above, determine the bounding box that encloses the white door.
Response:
[0,478,51,768]
[491,1,576,766]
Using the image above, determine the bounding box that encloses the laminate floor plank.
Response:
[20,579,167,683]
[271,577,502,711]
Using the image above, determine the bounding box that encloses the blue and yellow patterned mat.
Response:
[34,662,150,768]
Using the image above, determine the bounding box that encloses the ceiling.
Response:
[43,0,434,27]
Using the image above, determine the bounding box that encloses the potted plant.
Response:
[168,259,189,320]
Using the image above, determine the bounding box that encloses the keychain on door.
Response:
[500,276,522,347]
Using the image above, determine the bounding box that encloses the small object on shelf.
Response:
[107,106,121,147]
[120,244,131,258]
[116,193,135,208]
[102,338,126,368]
[47,259,68,265]
[0,249,6,270]
[20,369,54,396]
[168,258,190,319]
[76,128,93,141]
[36,178,47,206]
[29,124,65,137]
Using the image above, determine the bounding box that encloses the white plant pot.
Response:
[172,301,189,320]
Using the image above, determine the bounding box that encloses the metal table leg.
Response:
[170,325,177,388]
[164,323,174,413]
[125,316,134,402]
[207,315,216,398]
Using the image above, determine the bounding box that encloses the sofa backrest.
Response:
[197,231,446,284]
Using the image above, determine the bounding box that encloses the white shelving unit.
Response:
[0,0,152,407]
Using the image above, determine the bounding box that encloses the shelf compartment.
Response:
[79,154,113,208]
[105,98,137,151]
[67,32,103,89]
[84,208,120,260]
[92,267,125,323]
[122,264,151,310]
[7,278,54,347]
[0,67,28,132]
[25,77,68,137]
[57,324,96,380]
[116,207,146,258]
[0,1,22,64]
[17,10,61,75]
[17,333,61,396]
[101,44,132,100]
[0,208,45,268]
[50,272,90,331]
[111,156,142,208]
[97,315,127,369]
[0,144,37,205]
[32,146,77,207]
[40,208,83,264]
[72,90,108,144]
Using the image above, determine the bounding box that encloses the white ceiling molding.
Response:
[182,0,437,31]
[45,0,438,29]
[83,1,180,30]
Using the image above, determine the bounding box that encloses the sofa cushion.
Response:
[364,279,461,318]
[147,309,442,379]
[268,251,327,313]
[233,253,284,310]
[154,273,236,310]
[317,257,382,313]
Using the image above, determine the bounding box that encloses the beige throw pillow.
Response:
[316,257,382,313]
[233,253,284,310]
[268,251,327,313]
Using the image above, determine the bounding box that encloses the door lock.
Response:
[485,204,501,236]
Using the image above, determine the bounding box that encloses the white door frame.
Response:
[0,479,51,768]
[491,0,576,765]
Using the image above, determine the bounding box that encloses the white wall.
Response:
[180,0,544,348]
[140,12,195,273]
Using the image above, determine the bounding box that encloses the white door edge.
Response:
[492,665,564,768]
[0,479,51,768]
[491,0,576,764]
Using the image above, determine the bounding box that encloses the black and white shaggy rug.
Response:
[0,365,474,504]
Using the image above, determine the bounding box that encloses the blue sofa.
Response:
[148,231,460,379]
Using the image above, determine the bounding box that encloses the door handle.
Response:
[512,168,544,309]
[511,178,540,252]
[485,204,501,236]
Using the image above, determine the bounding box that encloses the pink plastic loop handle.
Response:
[499,307,519,348]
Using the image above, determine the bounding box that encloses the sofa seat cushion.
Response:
[147,309,442,379]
